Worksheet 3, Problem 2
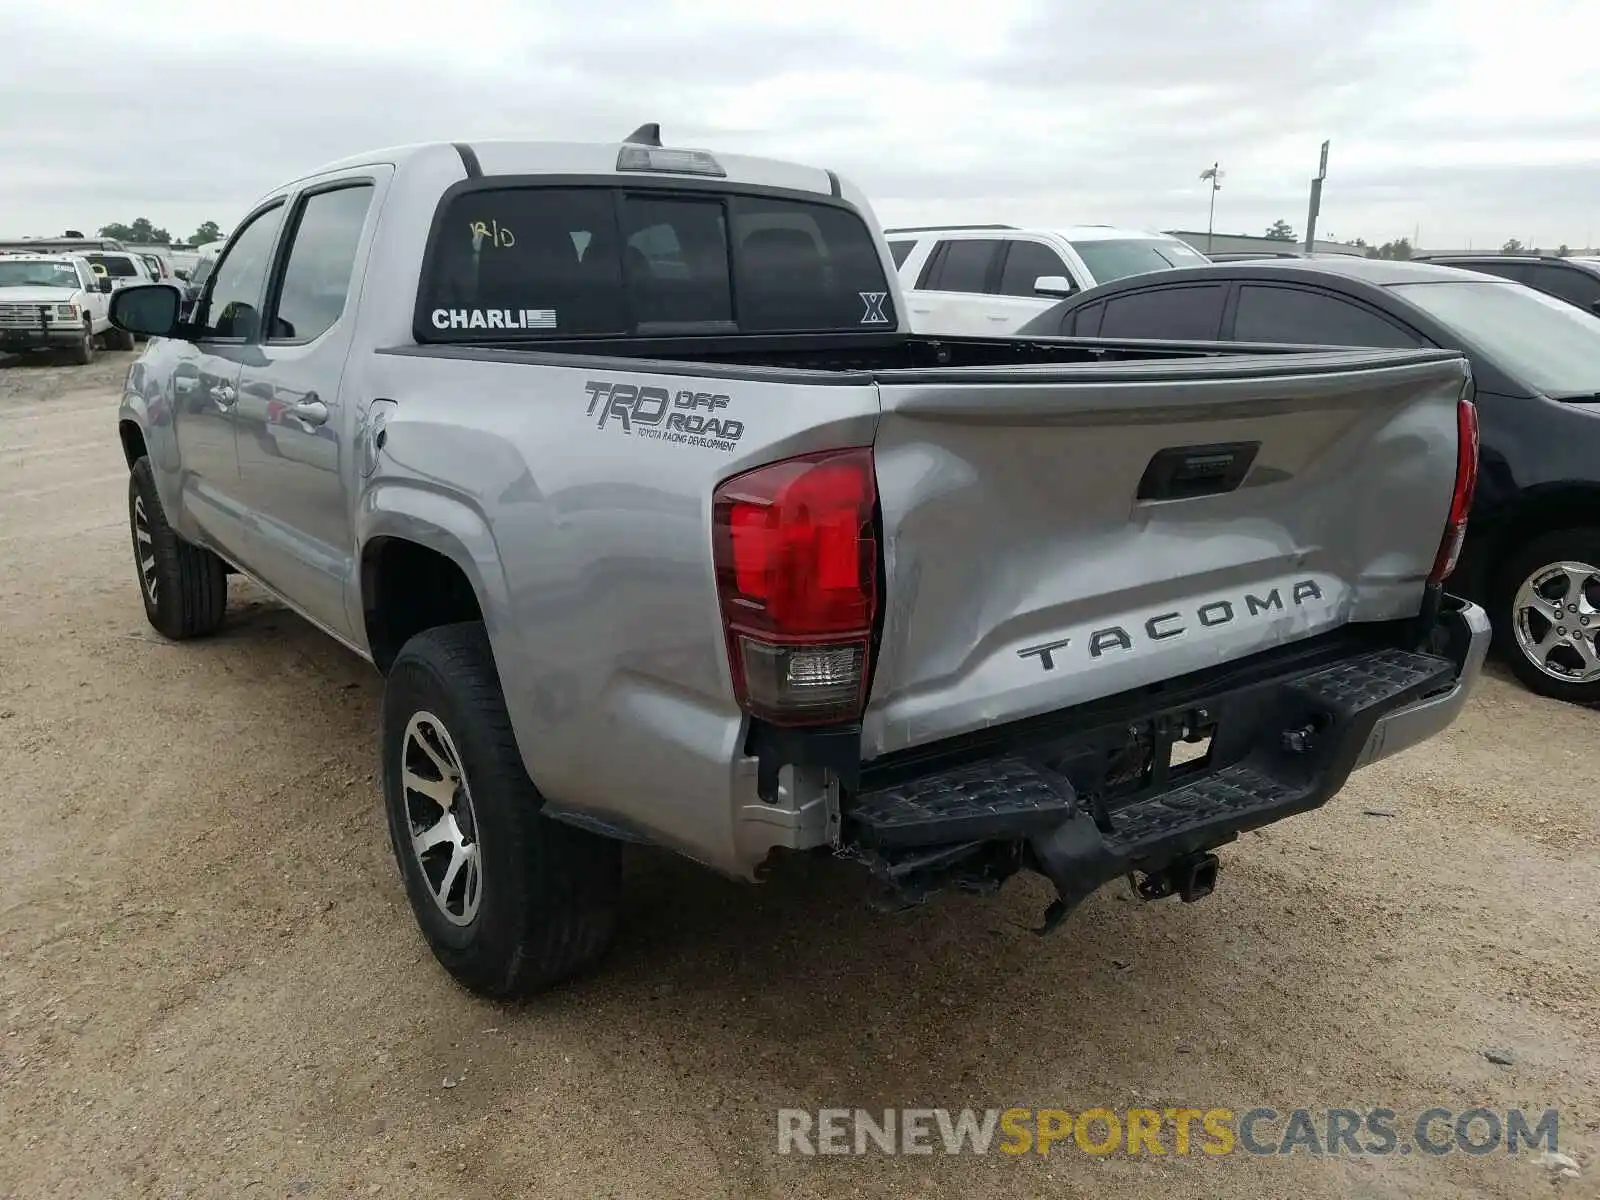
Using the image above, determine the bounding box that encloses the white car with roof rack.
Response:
[885,223,1211,336]
[0,252,128,362]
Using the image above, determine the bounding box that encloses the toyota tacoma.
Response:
[108,127,1490,998]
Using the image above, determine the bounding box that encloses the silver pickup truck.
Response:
[109,129,1491,998]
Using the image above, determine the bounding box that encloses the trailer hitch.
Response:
[1133,851,1220,904]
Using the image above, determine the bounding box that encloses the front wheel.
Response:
[66,321,94,365]
[128,457,228,639]
[1492,527,1600,704]
[110,324,137,351]
[381,622,621,998]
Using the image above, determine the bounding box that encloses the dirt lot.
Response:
[1,352,1596,1199]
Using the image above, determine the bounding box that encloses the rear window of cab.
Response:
[415,184,896,340]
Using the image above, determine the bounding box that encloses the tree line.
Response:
[1264,220,1578,260]
[88,218,227,247]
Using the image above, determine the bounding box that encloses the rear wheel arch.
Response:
[361,534,488,674]
[1478,484,1600,585]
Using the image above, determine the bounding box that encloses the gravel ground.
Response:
[2,353,1597,1200]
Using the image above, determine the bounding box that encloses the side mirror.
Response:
[98,277,114,294]
[1034,275,1077,298]
[110,283,183,340]
[174,269,190,281]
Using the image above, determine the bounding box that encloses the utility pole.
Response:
[1303,140,1329,255]
[1199,163,1224,253]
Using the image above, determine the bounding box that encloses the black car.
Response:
[1017,257,1600,704]
[1413,254,1600,317]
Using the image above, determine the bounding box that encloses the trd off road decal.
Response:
[583,380,745,452]
[859,291,889,324]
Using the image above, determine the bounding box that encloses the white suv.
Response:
[886,224,1211,336]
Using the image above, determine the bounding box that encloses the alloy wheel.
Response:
[132,495,158,605]
[400,711,483,926]
[1512,559,1600,684]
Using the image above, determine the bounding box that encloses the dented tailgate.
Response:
[862,348,1471,759]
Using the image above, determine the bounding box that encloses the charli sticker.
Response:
[432,308,556,331]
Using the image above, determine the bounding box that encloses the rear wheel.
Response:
[1492,527,1600,704]
[128,457,228,639]
[382,622,621,998]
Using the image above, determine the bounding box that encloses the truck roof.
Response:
[286,138,844,202]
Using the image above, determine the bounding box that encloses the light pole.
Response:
[1199,163,1224,253]
[1304,140,1329,255]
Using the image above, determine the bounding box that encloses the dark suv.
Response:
[1414,254,1600,316]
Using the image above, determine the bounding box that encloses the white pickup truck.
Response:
[0,253,128,362]
[106,130,1489,998]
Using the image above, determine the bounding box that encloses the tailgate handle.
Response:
[1137,441,1260,501]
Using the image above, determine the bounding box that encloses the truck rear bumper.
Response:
[1353,595,1490,769]
[840,595,1490,916]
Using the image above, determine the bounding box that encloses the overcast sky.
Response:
[5,0,1598,251]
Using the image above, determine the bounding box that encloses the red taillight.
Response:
[1428,396,1480,584]
[712,447,878,725]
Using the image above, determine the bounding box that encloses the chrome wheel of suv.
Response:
[400,710,482,927]
[1512,559,1600,684]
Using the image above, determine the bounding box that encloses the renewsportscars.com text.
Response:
[776,1106,1561,1158]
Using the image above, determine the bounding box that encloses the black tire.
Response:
[128,457,228,639]
[382,622,620,998]
[111,325,137,351]
[1491,526,1600,704]
[66,320,94,365]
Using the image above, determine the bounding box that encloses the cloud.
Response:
[2,0,1596,249]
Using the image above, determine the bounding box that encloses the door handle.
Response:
[289,396,329,426]
[985,314,1009,322]
[207,383,236,408]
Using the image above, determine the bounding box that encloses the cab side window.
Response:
[1232,284,1420,348]
[1456,260,1528,285]
[921,239,1000,293]
[1523,263,1600,312]
[1099,284,1227,340]
[1061,301,1104,336]
[998,240,1072,297]
[267,184,375,342]
[193,203,286,341]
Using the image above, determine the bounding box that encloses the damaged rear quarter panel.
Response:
[366,347,879,873]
